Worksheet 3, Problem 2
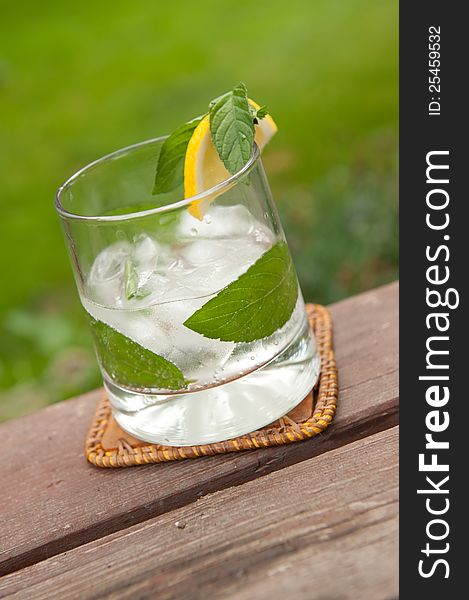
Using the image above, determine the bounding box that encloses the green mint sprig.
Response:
[124,257,139,300]
[209,82,255,175]
[124,257,151,301]
[152,117,202,195]
[252,104,269,123]
[88,316,188,390]
[183,241,298,343]
[152,84,270,196]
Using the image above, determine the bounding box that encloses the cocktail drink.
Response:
[55,86,320,445]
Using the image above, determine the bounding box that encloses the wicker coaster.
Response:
[86,304,337,468]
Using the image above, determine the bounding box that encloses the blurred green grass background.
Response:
[0,0,398,421]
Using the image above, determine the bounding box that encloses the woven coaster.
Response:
[86,303,337,468]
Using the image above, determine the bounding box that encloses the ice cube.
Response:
[178,204,273,242]
[128,234,162,300]
[87,241,131,307]
[84,206,280,387]
[132,233,179,272]
[83,286,236,388]
[176,205,275,296]
[151,299,235,385]
[125,234,182,306]
[178,236,270,295]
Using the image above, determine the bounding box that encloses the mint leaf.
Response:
[124,257,138,300]
[254,104,269,122]
[88,316,187,390]
[209,82,255,175]
[152,117,203,196]
[249,103,269,124]
[183,241,298,342]
[124,257,151,301]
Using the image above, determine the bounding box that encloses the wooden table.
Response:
[0,282,398,600]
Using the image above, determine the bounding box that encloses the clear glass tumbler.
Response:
[55,138,321,445]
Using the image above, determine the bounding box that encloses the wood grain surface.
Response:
[0,427,398,600]
[0,282,398,577]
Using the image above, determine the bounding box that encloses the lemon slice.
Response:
[184,99,277,219]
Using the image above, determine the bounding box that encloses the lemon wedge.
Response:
[184,99,277,219]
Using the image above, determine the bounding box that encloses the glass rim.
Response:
[54,136,261,222]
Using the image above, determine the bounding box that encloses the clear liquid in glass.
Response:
[80,205,320,445]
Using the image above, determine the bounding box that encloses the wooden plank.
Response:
[0,427,399,600]
[0,282,398,576]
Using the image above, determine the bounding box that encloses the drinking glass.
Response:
[55,137,321,445]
